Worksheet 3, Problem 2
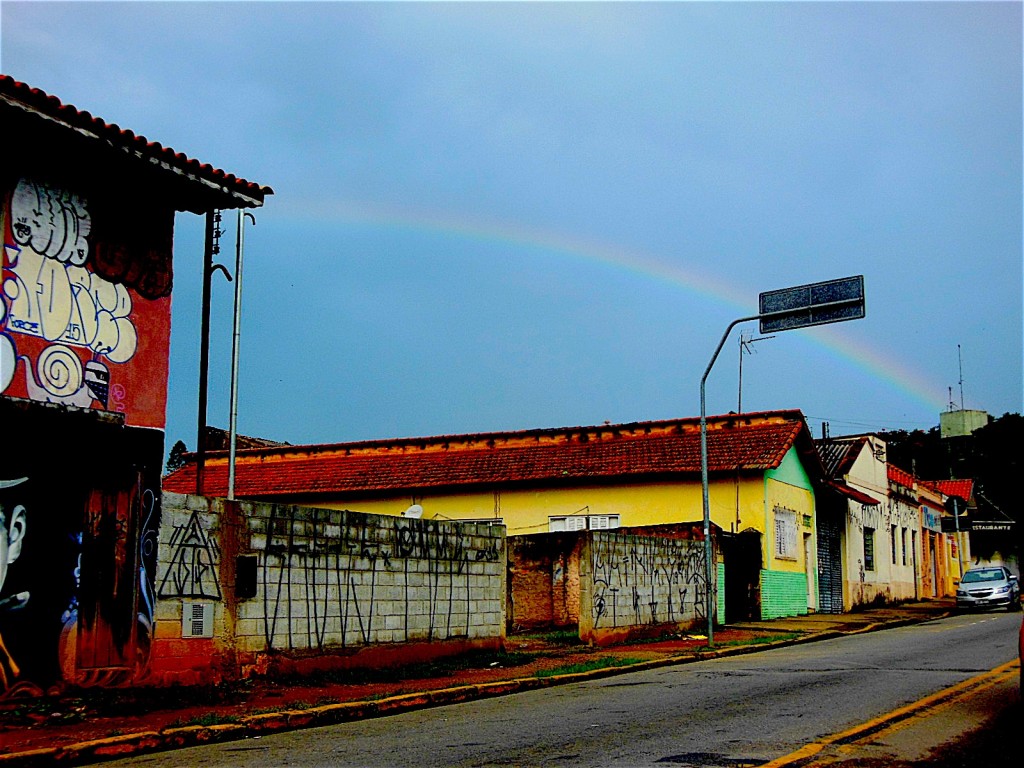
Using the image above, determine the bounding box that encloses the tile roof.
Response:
[932,479,974,503]
[0,75,272,212]
[164,410,818,500]
[887,464,916,490]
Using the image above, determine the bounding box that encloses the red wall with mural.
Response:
[1,174,170,698]
[1,177,172,428]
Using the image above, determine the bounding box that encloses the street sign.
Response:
[759,275,865,334]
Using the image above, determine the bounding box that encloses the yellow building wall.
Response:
[762,477,816,575]
[310,476,771,538]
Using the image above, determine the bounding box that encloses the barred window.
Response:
[864,527,876,571]
[774,506,797,560]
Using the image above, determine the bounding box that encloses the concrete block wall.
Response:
[579,530,709,645]
[151,493,506,685]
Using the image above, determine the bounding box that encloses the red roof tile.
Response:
[887,464,916,490]
[164,411,817,500]
[932,479,974,503]
[0,75,272,210]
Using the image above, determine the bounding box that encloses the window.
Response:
[901,528,908,566]
[891,525,897,564]
[863,527,875,571]
[774,506,797,560]
[548,515,620,532]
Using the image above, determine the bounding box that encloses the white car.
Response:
[955,566,1021,611]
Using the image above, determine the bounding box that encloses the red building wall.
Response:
[1,174,171,698]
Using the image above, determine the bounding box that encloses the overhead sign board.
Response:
[759,275,865,334]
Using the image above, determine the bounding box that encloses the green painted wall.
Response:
[765,447,813,490]
[759,569,809,619]
[717,563,726,627]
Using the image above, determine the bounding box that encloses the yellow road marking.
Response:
[760,658,1021,768]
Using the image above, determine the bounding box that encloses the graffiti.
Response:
[3,179,137,408]
[2,400,164,695]
[256,509,501,652]
[0,477,38,699]
[10,178,91,266]
[2,177,171,429]
[157,510,221,599]
[4,240,137,404]
[590,533,706,630]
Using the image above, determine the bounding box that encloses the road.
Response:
[105,612,1020,767]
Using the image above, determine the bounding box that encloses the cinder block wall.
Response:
[151,493,506,685]
[579,530,709,645]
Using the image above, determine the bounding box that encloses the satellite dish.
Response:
[403,504,424,519]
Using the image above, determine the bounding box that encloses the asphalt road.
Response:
[105,612,1020,768]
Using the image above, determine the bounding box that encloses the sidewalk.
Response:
[0,599,955,766]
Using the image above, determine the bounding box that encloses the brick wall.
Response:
[508,534,582,630]
[151,493,506,685]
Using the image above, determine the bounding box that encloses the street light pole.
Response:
[701,315,759,645]
[699,275,865,645]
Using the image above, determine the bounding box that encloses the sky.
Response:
[2,0,1020,456]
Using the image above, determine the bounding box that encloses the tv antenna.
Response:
[957,344,965,410]
[738,330,774,413]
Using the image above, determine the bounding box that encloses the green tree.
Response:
[165,439,188,475]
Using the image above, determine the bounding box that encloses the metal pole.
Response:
[952,497,965,579]
[227,211,255,500]
[195,211,217,496]
[700,313,759,644]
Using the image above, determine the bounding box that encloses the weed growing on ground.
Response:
[518,629,583,646]
[709,633,799,648]
[535,657,644,677]
[169,712,241,728]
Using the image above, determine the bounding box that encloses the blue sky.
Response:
[2,1,1021,454]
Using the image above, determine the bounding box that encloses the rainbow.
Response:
[289,198,949,415]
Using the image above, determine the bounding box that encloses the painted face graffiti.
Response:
[0,477,30,695]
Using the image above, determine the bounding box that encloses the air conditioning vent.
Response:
[182,602,214,638]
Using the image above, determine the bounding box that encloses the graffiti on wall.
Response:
[0,402,163,697]
[257,508,500,652]
[158,511,222,599]
[2,178,172,429]
[590,533,706,629]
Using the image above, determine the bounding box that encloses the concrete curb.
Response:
[0,611,953,766]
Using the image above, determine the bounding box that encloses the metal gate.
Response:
[816,511,844,614]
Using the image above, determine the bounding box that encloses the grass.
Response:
[709,632,799,648]
[169,712,241,728]
[535,657,645,678]
[519,629,583,646]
